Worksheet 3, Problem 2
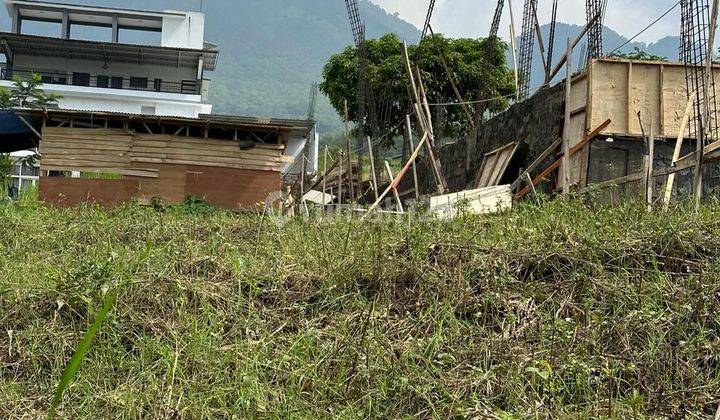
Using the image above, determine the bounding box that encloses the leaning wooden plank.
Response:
[474,142,519,188]
[662,95,694,210]
[515,119,612,199]
[363,132,429,218]
[510,138,563,191]
[578,172,645,194]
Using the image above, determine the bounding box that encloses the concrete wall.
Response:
[161,12,205,50]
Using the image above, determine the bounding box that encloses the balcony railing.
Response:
[1,68,201,95]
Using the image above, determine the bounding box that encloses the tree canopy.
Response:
[0,73,61,109]
[320,33,516,140]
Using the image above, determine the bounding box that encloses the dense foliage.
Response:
[1,197,719,418]
[320,33,516,139]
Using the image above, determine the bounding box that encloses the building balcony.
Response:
[2,67,202,95]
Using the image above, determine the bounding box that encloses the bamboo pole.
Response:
[508,0,519,101]
[406,115,420,199]
[363,132,429,218]
[646,120,655,211]
[322,145,328,205]
[343,99,355,203]
[562,37,573,196]
[384,161,404,212]
[367,136,379,202]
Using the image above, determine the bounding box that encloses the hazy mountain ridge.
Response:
[0,0,421,132]
[0,1,682,133]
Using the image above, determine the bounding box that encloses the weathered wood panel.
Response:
[39,177,139,208]
[185,166,281,209]
[125,163,188,205]
[586,59,720,139]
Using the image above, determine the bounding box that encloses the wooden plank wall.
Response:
[39,127,286,209]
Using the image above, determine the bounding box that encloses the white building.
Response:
[0,0,218,118]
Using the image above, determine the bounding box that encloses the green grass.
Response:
[1,196,719,418]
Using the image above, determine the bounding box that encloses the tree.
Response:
[320,33,516,142]
[0,72,61,108]
[608,47,668,62]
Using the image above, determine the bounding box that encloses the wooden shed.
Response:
[17,109,313,209]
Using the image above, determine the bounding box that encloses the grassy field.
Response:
[1,196,719,418]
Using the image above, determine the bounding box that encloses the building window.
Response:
[154,78,163,92]
[111,77,123,89]
[8,159,39,199]
[97,75,109,88]
[72,72,90,87]
[130,77,148,90]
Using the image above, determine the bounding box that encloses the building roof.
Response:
[6,0,187,31]
[0,32,219,70]
[16,108,315,137]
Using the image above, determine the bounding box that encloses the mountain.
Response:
[0,0,420,133]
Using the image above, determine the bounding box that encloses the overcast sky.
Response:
[369,0,682,45]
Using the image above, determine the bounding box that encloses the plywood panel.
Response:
[628,64,662,133]
[39,177,139,208]
[125,162,187,204]
[589,60,630,134]
[474,142,518,188]
[185,166,281,209]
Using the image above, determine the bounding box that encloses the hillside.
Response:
[1,198,719,417]
[0,0,683,134]
[0,0,420,133]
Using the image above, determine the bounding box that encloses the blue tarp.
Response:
[0,110,38,152]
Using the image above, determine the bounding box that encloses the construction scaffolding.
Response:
[586,0,605,60]
[680,0,719,145]
[517,0,537,100]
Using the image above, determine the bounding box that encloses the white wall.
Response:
[12,55,197,85]
[0,80,212,117]
[161,12,205,50]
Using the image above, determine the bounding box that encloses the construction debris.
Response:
[430,185,512,219]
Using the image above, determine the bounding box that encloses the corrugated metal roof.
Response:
[0,32,218,70]
[16,108,315,136]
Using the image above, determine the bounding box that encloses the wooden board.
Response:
[585,58,720,138]
[430,185,512,219]
[125,162,188,204]
[39,177,139,208]
[185,165,281,209]
[474,142,519,188]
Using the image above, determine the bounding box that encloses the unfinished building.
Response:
[403,57,718,203]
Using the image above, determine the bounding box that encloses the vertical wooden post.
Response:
[343,99,355,203]
[646,120,655,211]
[338,154,343,207]
[406,115,420,199]
[562,37,574,196]
[300,155,307,215]
[322,145,328,206]
[367,136,379,202]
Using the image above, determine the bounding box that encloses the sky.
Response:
[369,0,682,44]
